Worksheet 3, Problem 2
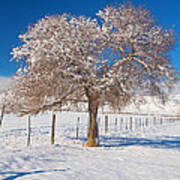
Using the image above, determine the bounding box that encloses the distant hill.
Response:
[0,77,179,115]
[171,81,180,95]
[0,76,12,93]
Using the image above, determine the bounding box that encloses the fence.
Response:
[0,112,180,146]
[75,113,180,139]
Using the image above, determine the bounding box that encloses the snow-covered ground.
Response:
[0,112,180,180]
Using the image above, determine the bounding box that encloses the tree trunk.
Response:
[86,95,99,147]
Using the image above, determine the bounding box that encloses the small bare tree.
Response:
[8,2,177,147]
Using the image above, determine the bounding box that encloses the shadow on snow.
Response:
[68,136,180,149]
[0,169,68,180]
[99,136,180,149]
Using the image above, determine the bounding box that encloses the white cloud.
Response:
[0,76,13,93]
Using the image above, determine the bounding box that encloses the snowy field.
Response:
[0,112,180,180]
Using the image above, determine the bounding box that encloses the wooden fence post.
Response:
[141,118,144,132]
[51,113,56,145]
[105,115,108,135]
[160,118,163,125]
[120,118,123,131]
[114,117,118,133]
[129,117,133,131]
[153,117,156,126]
[139,118,141,128]
[115,118,117,126]
[27,116,31,146]
[145,118,148,127]
[125,118,128,130]
[135,118,137,129]
[76,117,80,139]
[98,117,101,136]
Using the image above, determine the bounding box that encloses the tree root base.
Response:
[86,137,99,147]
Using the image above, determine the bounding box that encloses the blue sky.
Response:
[0,0,180,77]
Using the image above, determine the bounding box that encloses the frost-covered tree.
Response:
[8,2,177,147]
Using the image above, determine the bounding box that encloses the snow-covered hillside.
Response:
[120,95,180,115]
[171,81,180,95]
[0,77,179,116]
[0,76,12,93]
[0,112,180,180]
[63,95,180,116]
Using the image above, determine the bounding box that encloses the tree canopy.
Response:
[5,2,178,146]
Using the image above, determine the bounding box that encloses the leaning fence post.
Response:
[105,115,108,135]
[27,115,31,146]
[0,104,5,127]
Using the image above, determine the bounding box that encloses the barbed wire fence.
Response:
[1,112,180,147]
